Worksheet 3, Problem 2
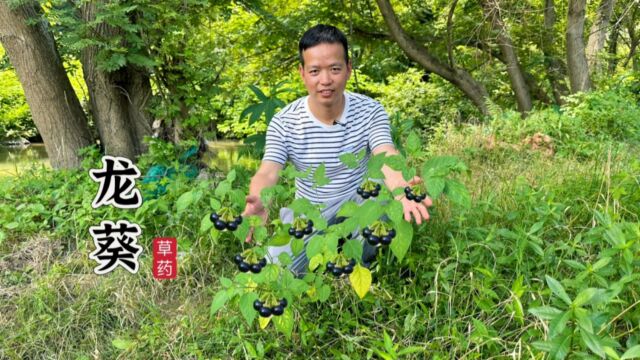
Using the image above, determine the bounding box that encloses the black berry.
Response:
[381,235,392,245]
[233,254,243,264]
[226,221,238,231]
[288,227,295,236]
[331,267,343,277]
[343,265,354,274]
[362,191,370,199]
[214,220,226,230]
[362,227,372,238]
[326,262,335,271]
[235,215,243,225]
[238,262,250,272]
[279,298,288,308]
[368,235,380,246]
[272,305,284,316]
[388,229,396,238]
[253,300,263,311]
[349,258,356,266]
[371,189,379,197]
[210,213,219,222]
[250,264,262,273]
[304,226,313,235]
[259,258,267,267]
[294,230,304,239]
[258,306,272,317]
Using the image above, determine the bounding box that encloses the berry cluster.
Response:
[362,221,396,246]
[234,254,267,273]
[326,258,356,277]
[210,207,243,231]
[253,298,288,317]
[357,181,382,199]
[404,186,427,203]
[288,218,313,239]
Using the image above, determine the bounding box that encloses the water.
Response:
[0,141,257,177]
[0,143,50,177]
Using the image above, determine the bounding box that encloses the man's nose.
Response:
[319,70,332,85]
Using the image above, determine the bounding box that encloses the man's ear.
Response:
[299,64,305,78]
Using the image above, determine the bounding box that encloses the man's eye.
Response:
[332,68,341,72]
[310,70,319,75]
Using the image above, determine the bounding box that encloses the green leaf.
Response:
[356,201,386,228]
[210,290,230,317]
[339,153,359,169]
[545,275,572,306]
[239,292,259,326]
[112,338,135,350]
[200,213,213,234]
[444,179,471,208]
[385,200,404,225]
[318,284,331,302]
[210,198,221,211]
[309,254,324,271]
[273,307,294,338]
[574,307,593,333]
[337,201,359,217]
[405,131,421,156]
[176,191,194,213]
[621,345,640,359]
[342,239,363,263]
[291,239,304,256]
[349,264,372,299]
[573,288,602,307]
[312,163,330,188]
[425,176,446,199]
[258,316,271,329]
[389,219,412,262]
[268,228,291,246]
[249,84,268,102]
[580,328,605,358]
[528,306,563,320]
[550,310,572,337]
[306,236,324,259]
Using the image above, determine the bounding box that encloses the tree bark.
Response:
[79,2,152,160]
[607,18,620,74]
[375,0,490,115]
[566,0,592,93]
[586,0,616,71]
[0,1,93,169]
[542,0,570,104]
[480,0,532,114]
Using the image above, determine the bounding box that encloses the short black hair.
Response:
[298,24,349,66]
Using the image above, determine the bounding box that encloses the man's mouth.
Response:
[319,89,333,97]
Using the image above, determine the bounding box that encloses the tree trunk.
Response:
[375,0,490,115]
[79,2,151,160]
[480,0,532,114]
[542,0,570,104]
[0,1,93,169]
[607,19,620,74]
[567,0,592,93]
[586,0,616,72]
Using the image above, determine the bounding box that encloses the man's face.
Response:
[299,42,352,109]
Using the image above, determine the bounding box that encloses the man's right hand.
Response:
[242,194,268,243]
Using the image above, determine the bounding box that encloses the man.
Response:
[243,24,432,274]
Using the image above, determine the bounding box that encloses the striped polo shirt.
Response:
[263,91,393,205]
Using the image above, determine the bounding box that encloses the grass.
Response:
[0,123,638,359]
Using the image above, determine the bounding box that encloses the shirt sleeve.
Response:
[262,116,288,165]
[368,101,394,151]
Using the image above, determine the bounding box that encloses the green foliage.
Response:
[0,67,35,141]
[489,85,640,157]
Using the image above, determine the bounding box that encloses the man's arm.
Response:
[372,144,432,224]
[242,160,283,242]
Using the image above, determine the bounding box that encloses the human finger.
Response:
[410,206,423,225]
[245,227,254,243]
[422,196,433,207]
[408,176,423,186]
[417,203,430,221]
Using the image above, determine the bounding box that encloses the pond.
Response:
[0,140,258,178]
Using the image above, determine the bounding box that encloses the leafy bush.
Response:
[0,68,35,141]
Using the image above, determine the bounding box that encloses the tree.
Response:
[586,0,617,72]
[0,1,92,169]
[566,0,592,93]
[542,0,570,104]
[77,1,151,159]
[480,0,532,114]
[375,0,490,115]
